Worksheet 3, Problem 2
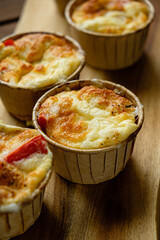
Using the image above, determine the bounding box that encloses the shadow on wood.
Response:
[156,180,160,240]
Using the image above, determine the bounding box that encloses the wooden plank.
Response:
[0,0,25,23]
[0,0,159,239]
[0,21,17,39]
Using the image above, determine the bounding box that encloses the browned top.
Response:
[0,125,52,205]
[0,33,82,88]
[14,34,76,62]
[76,0,128,17]
[71,0,149,34]
[38,86,137,149]
[0,161,26,203]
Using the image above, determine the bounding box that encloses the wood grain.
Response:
[0,0,25,23]
[0,21,17,39]
[0,0,159,239]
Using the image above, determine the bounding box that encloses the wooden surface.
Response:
[0,0,160,239]
[0,0,24,22]
[0,0,25,39]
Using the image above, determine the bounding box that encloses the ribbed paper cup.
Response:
[0,31,85,121]
[0,168,52,239]
[33,79,144,184]
[55,0,70,15]
[65,0,155,70]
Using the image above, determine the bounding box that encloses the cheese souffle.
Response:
[0,123,52,205]
[0,123,52,238]
[33,80,144,184]
[0,32,85,120]
[65,0,154,69]
[0,33,84,89]
[38,85,138,149]
[71,0,149,34]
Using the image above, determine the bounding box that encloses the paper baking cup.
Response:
[55,0,70,15]
[0,32,85,121]
[65,0,155,70]
[0,168,51,239]
[33,79,144,184]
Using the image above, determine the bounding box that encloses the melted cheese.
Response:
[0,123,52,205]
[38,86,138,149]
[72,0,149,34]
[0,34,83,88]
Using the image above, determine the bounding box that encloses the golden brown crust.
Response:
[38,86,137,148]
[0,124,52,205]
[81,0,128,15]
[0,129,38,154]
[0,161,26,204]
[0,34,82,87]
[0,161,25,189]
[77,86,135,115]
[46,113,88,143]
[0,129,37,204]
[15,34,76,62]
[72,0,149,34]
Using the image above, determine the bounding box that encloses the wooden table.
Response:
[0,0,25,39]
[0,0,160,239]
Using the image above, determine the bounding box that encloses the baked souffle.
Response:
[0,33,84,89]
[0,123,52,206]
[37,85,138,149]
[71,0,149,34]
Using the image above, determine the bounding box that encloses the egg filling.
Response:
[72,0,149,34]
[0,123,52,205]
[0,34,83,88]
[38,85,138,149]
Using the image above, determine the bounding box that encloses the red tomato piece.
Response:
[38,114,47,132]
[3,39,15,46]
[6,135,48,163]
